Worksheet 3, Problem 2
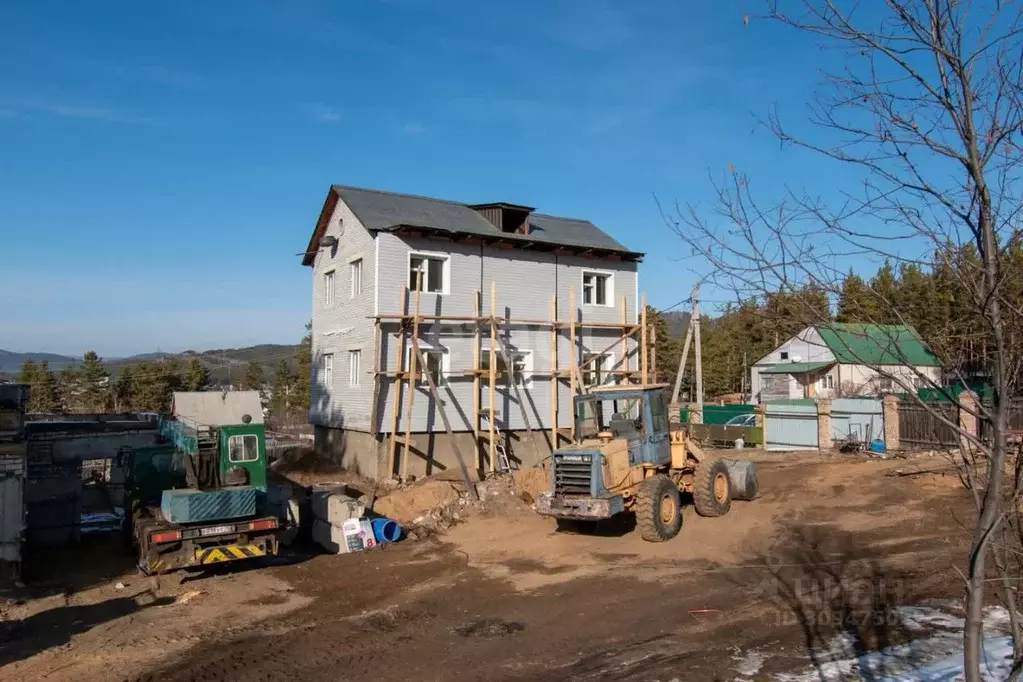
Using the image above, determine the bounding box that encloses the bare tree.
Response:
[667,2,1023,679]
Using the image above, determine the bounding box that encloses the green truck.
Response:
[121,392,282,574]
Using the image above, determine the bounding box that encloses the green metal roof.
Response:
[817,324,941,366]
[759,361,834,374]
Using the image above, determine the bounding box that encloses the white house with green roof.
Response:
[751,323,942,402]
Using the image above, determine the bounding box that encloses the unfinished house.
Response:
[302,185,648,480]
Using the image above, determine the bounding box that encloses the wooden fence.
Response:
[898,400,960,448]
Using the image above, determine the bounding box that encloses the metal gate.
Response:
[831,398,883,446]
[765,401,819,451]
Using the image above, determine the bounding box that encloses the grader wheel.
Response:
[635,475,683,542]
[693,458,731,517]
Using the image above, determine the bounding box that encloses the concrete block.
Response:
[312,519,351,554]
[311,491,364,527]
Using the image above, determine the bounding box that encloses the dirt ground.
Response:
[0,450,977,681]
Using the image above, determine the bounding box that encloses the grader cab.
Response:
[534,384,758,541]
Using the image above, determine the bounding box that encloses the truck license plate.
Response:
[200,525,234,537]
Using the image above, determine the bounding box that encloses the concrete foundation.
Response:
[314,425,555,481]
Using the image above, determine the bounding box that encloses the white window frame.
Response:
[408,251,449,294]
[582,352,616,387]
[819,374,834,390]
[323,270,335,306]
[406,346,449,387]
[348,349,361,387]
[350,258,363,298]
[227,434,260,463]
[581,269,614,307]
[480,348,534,389]
[322,353,333,388]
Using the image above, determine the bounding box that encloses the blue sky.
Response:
[1,0,850,357]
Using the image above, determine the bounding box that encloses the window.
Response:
[779,351,789,361]
[649,392,669,433]
[228,434,259,463]
[324,270,335,306]
[582,271,612,306]
[819,374,834,390]
[480,349,533,388]
[408,348,448,387]
[877,376,894,391]
[322,353,333,387]
[350,259,362,298]
[409,253,446,293]
[349,350,361,387]
[583,353,615,387]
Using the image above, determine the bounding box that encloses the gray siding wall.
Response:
[371,232,639,433]
[309,198,377,430]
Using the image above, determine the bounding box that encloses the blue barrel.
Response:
[869,439,886,453]
[371,517,402,543]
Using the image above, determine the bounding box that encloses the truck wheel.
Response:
[635,475,682,542]
[693,458,731,517]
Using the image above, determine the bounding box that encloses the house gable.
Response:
[754,326,835,366]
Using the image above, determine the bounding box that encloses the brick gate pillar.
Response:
[882,395,900,451]
[817,399,833,450]
[958,391,979,451]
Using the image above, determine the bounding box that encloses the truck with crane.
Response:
[121,392,282,574]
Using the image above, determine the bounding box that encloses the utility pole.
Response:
[693,284,703,410]
[671,284,697,405]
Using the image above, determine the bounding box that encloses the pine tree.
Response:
[293,322,312,421]
[241,361,263,391]
[57,365,81,413]
[270,359,295,423]
[112,367,134,412]
[79,350,110,412]
[183,358,211,391]
[33,361,61,413]
[868,261,899,324]
[836,272,880,322]
[645,306,679,387]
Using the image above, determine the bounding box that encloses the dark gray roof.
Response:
[332,184,638,256]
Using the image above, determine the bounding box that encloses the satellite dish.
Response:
[319,235,338,249]
[791,354,802,363]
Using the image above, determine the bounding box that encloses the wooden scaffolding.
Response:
[370,283,654,481]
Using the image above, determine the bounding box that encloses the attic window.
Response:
[780,352,789,360]
[470,202,535,235]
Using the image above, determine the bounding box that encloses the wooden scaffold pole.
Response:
[409,338,479,501]
[400,284,423,480]
[549,294,558,452]
[385,288,409,479]
[472,289,481,470]
[488,281,497,474]
[640,292,648,384]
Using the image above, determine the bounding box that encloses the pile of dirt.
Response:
[511,465,549,502]
[373,480,461,525]
[370,473,538,540]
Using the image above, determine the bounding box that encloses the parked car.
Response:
[724,414,756,427]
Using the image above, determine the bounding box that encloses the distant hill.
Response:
[0,344,301,384]
[662,311,691,339]
[0,350,78,372]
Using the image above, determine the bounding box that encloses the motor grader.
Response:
[534,384,758,541]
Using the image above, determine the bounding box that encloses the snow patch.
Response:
[775,605,1014,682]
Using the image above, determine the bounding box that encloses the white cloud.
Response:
[4,98,157,124]
[304,102,342,123]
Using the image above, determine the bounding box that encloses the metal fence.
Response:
[831,398,883,446]
[764,401,819,451]
[898,400,960,448]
